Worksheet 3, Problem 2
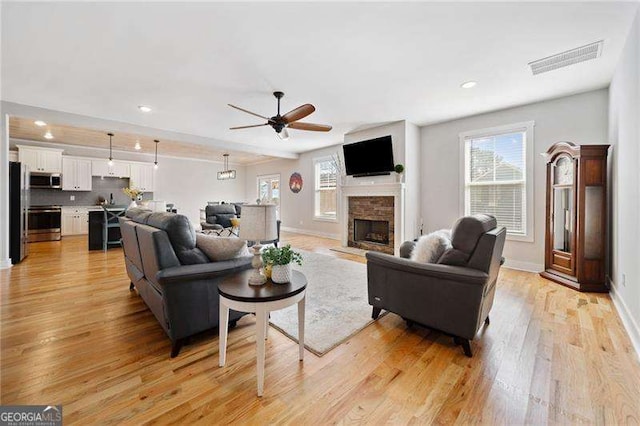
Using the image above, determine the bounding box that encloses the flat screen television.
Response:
[343,135,394,177]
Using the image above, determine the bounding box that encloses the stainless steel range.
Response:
[28,205,62,242]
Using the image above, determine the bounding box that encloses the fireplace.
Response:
[347,195,395,254]
[354,219,390,245]
[341,183,405,255]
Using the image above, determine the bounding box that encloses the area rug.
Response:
[329,246,368,257]
[268,249,381,356]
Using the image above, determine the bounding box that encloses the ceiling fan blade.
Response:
[282,104,315,123]
[288,122,332,132]
[229,123,269,130]
[228,104,272,121]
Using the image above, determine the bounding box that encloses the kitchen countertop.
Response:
[62,205,128,211]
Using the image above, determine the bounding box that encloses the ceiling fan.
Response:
[228,91,332,140]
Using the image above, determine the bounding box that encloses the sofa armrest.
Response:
[366,251,488,285]
[156,257,252,285]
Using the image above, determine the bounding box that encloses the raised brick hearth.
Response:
[348,196,394,254]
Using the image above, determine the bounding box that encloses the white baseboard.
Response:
[281,226,340,241]
[0,258,13,269]
[609,278,640,361]
[502,259,543,273]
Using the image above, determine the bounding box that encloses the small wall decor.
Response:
[289,172,303,193]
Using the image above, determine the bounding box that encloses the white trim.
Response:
[313,217,338,223]
[313,156,338,221]
[0,259,13,269]
[281,226,340,241]
[459,120,535,243]
[609,278,640,362]
[502,259,543,273]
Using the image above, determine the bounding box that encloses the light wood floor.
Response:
[1,232,639,424]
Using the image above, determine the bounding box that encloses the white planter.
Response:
[128,200,138,209]
[271,263,292,284]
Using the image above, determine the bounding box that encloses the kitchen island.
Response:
[88,206,127,250]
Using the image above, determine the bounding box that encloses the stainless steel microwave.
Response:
[29,172,62,189]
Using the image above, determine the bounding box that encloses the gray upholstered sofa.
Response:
[366,214,506,357]
[119,208,252,357]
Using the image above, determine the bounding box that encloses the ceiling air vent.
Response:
[529,40,604,75]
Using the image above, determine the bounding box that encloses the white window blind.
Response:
[315,159,337,220]
[464,130,527,235]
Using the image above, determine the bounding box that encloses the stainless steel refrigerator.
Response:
[9,161,29,264]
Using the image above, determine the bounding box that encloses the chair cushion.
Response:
[410,229,452,263]
[146,212,210,265]
[215,213,237,229]
[196,234,251,261]
[450,214,497,254]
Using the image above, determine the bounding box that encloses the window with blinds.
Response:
[314,159,338,220]
[464,129,528,236]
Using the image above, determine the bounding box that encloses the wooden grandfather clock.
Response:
[541,142,609,292]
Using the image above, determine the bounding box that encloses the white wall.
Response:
[154,156,246,226]
[421,89,609,271]
[608,9,640,355]
[245,145,342,239]
[344,120,421,240]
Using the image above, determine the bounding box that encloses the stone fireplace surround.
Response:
[341,183,406,256]
[348,196,394,254]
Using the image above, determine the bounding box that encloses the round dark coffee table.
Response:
[218,269,307,397]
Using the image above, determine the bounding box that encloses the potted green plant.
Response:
[261,245,303,284]
[394,164,405,182]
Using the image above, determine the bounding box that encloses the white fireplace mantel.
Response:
[340,182,406,255]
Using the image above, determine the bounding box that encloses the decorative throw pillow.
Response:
[196,234,251,262]
[410,229,452,263]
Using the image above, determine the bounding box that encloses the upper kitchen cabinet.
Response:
[91,160,130,178]
[129,163,155,192]
[17,145,63,173]
[62,157,92,191]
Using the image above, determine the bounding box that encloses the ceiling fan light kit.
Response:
[228,91,332,139]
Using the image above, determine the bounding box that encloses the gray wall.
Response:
[608,9,640,355]
[30,177,153,207]
[420,89,609,271]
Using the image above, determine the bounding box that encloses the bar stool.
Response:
[102,205,127,251]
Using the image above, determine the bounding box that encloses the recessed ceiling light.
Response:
[460,81,477,89]
[34,120,47,127]
[44,131,54,140]
[138,105,152,113]
[134,141,141,150]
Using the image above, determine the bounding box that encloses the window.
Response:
[257,174,280,218]
[314,158,338,220]
[460,121,534,241]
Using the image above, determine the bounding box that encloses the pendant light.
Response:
[154,139,159,169]
[107,133,114,166]
[217,153,236,180]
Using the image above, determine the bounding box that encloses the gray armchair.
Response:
[366,214,506,357]
[201,204,238,231]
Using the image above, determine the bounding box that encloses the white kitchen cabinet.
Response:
[129,163,155,192]
[61,207,89,236]
[91,160,130,178]
[17,145,63,173]
[62,157,92,191]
